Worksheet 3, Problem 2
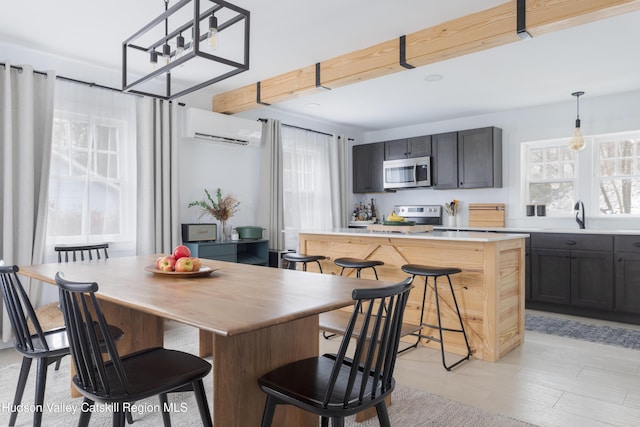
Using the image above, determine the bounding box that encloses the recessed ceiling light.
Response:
[424,74,444,82]
[306,102,320,108]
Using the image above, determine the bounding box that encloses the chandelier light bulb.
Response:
[150,51,159,70]
[176,35,185,58]
[162,43,171,65]
[208,15,218,50]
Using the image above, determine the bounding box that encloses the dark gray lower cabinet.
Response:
[615,252,640,313]
[615,235,640,313]
[530,234,614,311]
[531,249,571,304]
[570,251,614,310]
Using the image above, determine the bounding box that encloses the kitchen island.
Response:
[298,229,528,362]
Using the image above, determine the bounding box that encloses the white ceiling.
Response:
[1,0,639,131]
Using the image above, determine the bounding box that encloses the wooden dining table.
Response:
[19,254,393,426]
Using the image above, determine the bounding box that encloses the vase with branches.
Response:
[188,188,240,241]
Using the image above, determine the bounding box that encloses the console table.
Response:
[185,239,269,266]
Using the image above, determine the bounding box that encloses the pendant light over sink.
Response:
[569,91,586,152]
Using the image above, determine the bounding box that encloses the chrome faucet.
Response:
[574,201,585,229]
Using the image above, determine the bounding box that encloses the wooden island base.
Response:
[299,230,527,362]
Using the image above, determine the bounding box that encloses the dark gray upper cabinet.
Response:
[352,142,384,193]
[432,127,502,190]
[384,136,432,160]
[431,132,458,189]
[458,127,503,188]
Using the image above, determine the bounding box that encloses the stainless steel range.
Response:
[394,205,442,226]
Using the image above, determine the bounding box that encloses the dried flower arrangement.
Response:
[188,188,240,240]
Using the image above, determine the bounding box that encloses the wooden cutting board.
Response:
[468,203,505,227]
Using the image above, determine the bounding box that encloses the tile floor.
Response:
[2,309,639,426]
[318,309,640,427]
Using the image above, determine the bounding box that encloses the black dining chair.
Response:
[37,243,111,365]
[258,277,413,427]
[0,265,125,427]
[54,243,109,262]
[55,272,213,427]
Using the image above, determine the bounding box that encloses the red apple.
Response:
[155,256,164,269]
[190,257,202,271]
[173,245,191,260]
[157,255,176,271]
[175,257,194,272]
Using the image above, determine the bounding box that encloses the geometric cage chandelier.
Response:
[122,0,250,100]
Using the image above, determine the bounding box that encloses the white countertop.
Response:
[300,228,529,242]
[433,226,640,235]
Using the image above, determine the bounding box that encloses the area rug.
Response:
[525,313,640,350]
[0,322,535,427]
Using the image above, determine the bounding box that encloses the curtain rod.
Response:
[0,62,135,96]
[260,118,354,141]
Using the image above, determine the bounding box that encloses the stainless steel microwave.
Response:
[383,156,431,189]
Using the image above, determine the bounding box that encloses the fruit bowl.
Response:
[144,265,219,277]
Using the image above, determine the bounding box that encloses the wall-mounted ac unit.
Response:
[182,108,262,147]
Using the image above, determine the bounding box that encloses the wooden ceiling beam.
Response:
[212,0,640,114]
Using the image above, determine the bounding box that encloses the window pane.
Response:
[530,148,543,163]
[71,122,89,148]
[46,178,84,237]
[599,178,639,214]
[70,151,89,176]
[52,119,69,147]
[546,163,559,179]
[89,182,121,235]
[530,164,543,179]
[596,136,640,215]
[600,142,615,159]
[529,182,574,213]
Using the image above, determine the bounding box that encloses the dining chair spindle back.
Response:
[55,272,213,427]
[258,277,413,427]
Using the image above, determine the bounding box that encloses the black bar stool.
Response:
[400,263,471,370]
[282,253,326,273]
[334,257,384,279]
[322,257,385,340]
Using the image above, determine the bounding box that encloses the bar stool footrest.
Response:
[320,310,421,341]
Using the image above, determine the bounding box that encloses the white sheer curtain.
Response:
[135,98,181,255]
[281,126,333,250]
[0,63,55,342]
[256,119,285,252]
[329,135,350,228]
[46,80,137,257]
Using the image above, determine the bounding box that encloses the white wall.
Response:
[178,136,262,230]
[178,107,365,231]
[360,90,640,230]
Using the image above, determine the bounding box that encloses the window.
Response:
[521,130,640,218]
[281,126,333,249]
[523,140,577,215]
[595,133,640,215]
[46,82,136,246]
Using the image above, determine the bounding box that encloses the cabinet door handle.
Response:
[618,258,624,262]
[565,240,577,246]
